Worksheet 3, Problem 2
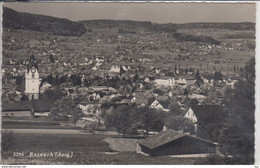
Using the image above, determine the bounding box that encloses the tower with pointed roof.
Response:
[25,55,41,100]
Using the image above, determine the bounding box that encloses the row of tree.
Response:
[103,105,194,137]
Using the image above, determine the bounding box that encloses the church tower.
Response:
[25,55,41,100]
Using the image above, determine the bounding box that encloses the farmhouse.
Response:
[136,129,217,157]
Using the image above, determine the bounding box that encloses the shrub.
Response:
[1,130,16,151]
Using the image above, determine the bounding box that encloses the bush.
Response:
[1,130,16,151]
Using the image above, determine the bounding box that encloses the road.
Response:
[2,128,119,135]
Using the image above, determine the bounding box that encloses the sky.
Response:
[3,2,256,24]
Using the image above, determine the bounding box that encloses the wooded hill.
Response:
[3,7,86,36]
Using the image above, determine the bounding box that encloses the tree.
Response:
[46,74,55,85]
[104,106,164,137]
[164,115,194,134]
[70,74,82,86]
[49,54,55,63]
[213,71,223,81]
[51,96,83,126]
[168,100,182,115]
[104,106,134,136]
[135,107,164,137]
[219,58,255,164]
[40,87,66,101]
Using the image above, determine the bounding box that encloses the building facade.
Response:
[155,77,175,88]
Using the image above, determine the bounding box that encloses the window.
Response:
[32,74,35,78]
[11,113,14,116]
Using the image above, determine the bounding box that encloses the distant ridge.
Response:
[3,7,86,36]
[3,7,254,37]
[80,19,255,31]
[176,22,255,30]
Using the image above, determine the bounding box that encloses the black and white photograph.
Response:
[0,2,256,165]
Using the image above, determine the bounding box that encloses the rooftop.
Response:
[138,129,216,150]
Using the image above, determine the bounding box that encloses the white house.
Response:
[40,82,52,93]
[130,96,136,103]
[150,100,169,112]
[184,107,198,123]
[184,107,198,131]
[144,77,150,83]
[110,65,120,73]
[155,77,175,88]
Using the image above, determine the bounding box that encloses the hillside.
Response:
[3,7,86,36]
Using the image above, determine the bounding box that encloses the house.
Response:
[2,101,32,117]
[136,129,217,156]
[188,94,207,103]
[130,96,136,103]
[184,105,224,135]
[144,77,150,83]
[150,100,169,112]
[185,76,196,85]
[110,65,120,73]
[184,107,198,126]
[40,82,52,93]
[96,57,104,63]
[90,86,109,92]
[111,99,131,108]
[155,77,175,88]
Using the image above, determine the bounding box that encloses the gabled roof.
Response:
[138,129,216,150]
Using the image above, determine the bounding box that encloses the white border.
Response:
[0,1,258,166]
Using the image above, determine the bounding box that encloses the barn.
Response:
[2,100,33,117]
[136,129,217,157]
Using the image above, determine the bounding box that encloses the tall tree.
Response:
[51,96,83,126]
[164,115,194,134]
[104,106,134,136]
[135,107,164,137]
[219,58,255,164]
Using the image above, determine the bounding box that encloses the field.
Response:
[2,23,255,79]
[2,132,201,165]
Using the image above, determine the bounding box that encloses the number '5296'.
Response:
[13,152,24,157]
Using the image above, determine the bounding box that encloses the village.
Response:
[1,6,255,165]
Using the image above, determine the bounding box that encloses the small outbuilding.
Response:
[136,129,217,157]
